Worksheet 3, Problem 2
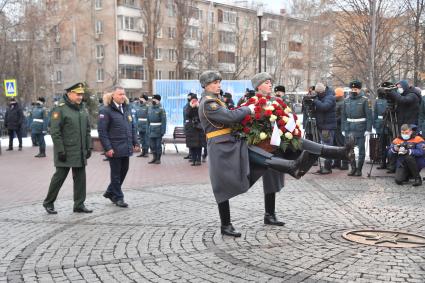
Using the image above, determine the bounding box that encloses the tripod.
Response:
[367,105,399,177]
[303,105,322,170]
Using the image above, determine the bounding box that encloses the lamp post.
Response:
[257,5,263,73]
[261,31,271,72]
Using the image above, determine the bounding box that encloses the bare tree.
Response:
[140,0,163,94]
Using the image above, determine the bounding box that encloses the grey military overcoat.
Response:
[198,91,252,203]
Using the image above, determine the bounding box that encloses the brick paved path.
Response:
[1,146,425,282]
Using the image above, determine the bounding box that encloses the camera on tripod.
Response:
[302,93,317,109]
[377,81,397,109]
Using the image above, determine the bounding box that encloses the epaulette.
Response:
[59,103,65,106]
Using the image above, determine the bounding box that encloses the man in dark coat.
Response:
[185,94,204,166]
[43,83,92,214]
[313,83,337,174]
[374,88,388,169]
[183,93,197,161]
[222,92,235,109]
[333,88,348,170]
[98,86,140,208]
[4,98,24,151]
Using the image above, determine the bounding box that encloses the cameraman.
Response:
[302,86,316,141]
[388,124,424,186]
[312,83,337,174]
[341,80,372,177]
[237,89,256,107]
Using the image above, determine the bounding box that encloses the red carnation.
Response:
[264,110,273,117]
[266,95,271,100]
[293,113,298,120]
[243,127,250,134]
[254,113,262,120]
[279,126,286,132]
[256,93,263,98]
[277,119,285,126]
[248,97,256,104]
[241,119,247,126]
[281,102,287,108]
[275,109,284,117]
[258,98,267,105]
[254,106,262,113]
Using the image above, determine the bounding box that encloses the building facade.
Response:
[45,0,320,98]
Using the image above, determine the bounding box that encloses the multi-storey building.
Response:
[45,0,321,98]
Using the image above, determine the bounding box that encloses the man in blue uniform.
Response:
[341,80,372,177]
[147,94,166,164]
[374,88,388,169]
[136,94,150,157]
[30,97,49,157]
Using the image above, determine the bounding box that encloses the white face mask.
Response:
[397,88,404,94]
[401,134,410,140]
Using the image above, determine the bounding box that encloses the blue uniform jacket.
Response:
[30,105,48,134]
[313,87,336,130]
[373,98,387,135]
[147,103,167,138]
[135,103,149,132]
[98,103,139,157]
[341,92,372,137]
[389,135,425,169]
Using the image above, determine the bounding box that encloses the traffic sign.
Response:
[4,79,17,97]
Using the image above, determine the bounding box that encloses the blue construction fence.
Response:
[154,80,252,135]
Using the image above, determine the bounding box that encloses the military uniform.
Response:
[135,97,150,156]
[147,94,166,164]
[30,98,49,157]
[374,97,388,168]
[341,85,372,176]
[43,83,92,214]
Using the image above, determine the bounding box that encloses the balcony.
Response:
[119,54,143,65]
[218,43,235,52]
[218,63,236,73]
[118,30,143,42]
[217,22,236,32]
[119,79,143,89]
[117,5,140,17]
[184,39,199,48]
[288,51,302,59]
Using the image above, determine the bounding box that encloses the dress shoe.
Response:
[202,156,207,162]
[183,155,191,159]
[220,223,241,237]
[354,169,362,177]
[6,148,12,151]
[386,168,395,174]
[103,191,116,203]
[195,160,202,166]
[73,206,93,213]
[18,147,22,151]
[264,213,285,226]
[43,205,57,214]
[115,200,128,207]
[413,176,422,186]
[340,163,349,170]
[377,164,387,170]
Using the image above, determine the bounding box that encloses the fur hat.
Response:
[349,80,362,89]
[199,71,222,88]
[274,85,285,93]
[153,94,161,101]
[315,83,326,93]
[37,97,46,103]
[140,94,149,101]
[188,92,197,100]
[251,72,272,90]
[223,92,232,99]
[103,92,129,106]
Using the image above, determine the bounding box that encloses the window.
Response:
[118,41,143,56]
[268,20,278,30]
[218,51,235,63]
[167,0,175,17]
[54,48,61,61]
[184,71,192,79]
[168,49,176,61]
[155,48,162,60]
[95,0,102,9]
[208,11,214,23]
[186,26,200,40]
[219,31,236,44]
[289,41,302,52]
[288,58,303,69]
[169,71,175,79]
[96,45,104,58]
[95,20,103,34]
[56,70,62,83]
[97,68,104,82]
[168,27,176,39]
[118,16,138,31]
[119,65,145,80]
[219,10,236,24]
[188,6,201,20]
[155,70,162,80]
[184,49,194,60]
[118,0,136,7]
[156,28,162,38]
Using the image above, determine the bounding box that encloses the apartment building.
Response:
[45,0,319,98]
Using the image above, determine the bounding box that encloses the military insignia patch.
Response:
[52,112,60,120]
[99,114,105,119]
[209,102,218,110]
[368,100,372,108]
[128,115,132,122]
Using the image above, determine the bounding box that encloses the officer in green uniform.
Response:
[30,97,49,157]
[341,80,372,177]
[42,83,93,214]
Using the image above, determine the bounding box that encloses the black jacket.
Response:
[313,87,337,130]
[185,106,205,148]
[5,103,24,130]
[388,87,421,127]
[98,103,139,157]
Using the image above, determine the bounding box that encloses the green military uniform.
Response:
[43,83,92,213]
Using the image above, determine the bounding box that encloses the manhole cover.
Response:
[342,230,425,248]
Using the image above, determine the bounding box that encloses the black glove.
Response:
[58,152,67,162]
[86,150,92,159]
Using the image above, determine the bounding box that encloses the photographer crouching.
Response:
[388,124,424,186]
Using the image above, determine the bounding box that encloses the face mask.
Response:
[401,134,410,140]
[350,91,358,96]
[397,88,404,94]
[152,101,157,105]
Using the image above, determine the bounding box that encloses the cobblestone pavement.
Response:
[1,148,425,282]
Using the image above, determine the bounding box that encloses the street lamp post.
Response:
[257,5,263,73]
[261,31,271,72]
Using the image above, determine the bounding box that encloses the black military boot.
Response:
[221,223,241,237]
[340,161,349,170]
[148,154,157,164]
[318,160,332,174]
[154,153,161,164]
[347,161,357,176]
[413,175,422,186]
[354,165,363,177]
[264,150,318,179]
[137,149,148,157]
[300,138,355,161]
[264,213,285,226]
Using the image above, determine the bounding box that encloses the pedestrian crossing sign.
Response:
[4,79,17,97]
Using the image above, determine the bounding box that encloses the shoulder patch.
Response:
[52,111,60,120]
[59,103,65,106]
[208,102,219,110]
[368,100,372,108]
